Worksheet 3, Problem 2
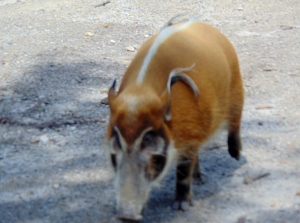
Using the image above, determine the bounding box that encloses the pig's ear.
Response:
[167,64,199,98]
[108,79,117,108]
[161,64,199,121]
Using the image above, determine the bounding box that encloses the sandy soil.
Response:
[0,0,300,223]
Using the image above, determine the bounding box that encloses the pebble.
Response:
[270,200,277,207]
[70,126,76,130]
[85,31,94,37]
[39,135,49,144]
[31,137,40,143]
[110,39,116,43]
[125,46,135,52]
[53,183,60,189]
[75,77,82,83]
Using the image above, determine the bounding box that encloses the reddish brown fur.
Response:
[111,22,243,152]
[106,21,244,220]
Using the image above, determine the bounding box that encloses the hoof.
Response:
[228,132,241,160]
[172,200,192,211]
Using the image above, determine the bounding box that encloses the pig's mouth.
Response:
[116,197,146,222]
[118,214,143,223]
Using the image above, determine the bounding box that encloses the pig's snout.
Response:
[117,204,143,222]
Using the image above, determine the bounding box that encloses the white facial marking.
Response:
[118,93,142,113]
[136,18,198,84]
[114,126,128,151]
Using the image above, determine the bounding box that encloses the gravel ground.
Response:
[0,0,300,223]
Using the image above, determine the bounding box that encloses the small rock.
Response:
[101,23,109,27]
[125,46,135,52]
[53,183,60,189]
[3,62,9,67]
[31,137,40,143]
[237,6,243,11]
[296,191,300,196]
[144,34,149,38]
[75,77,82,83]
[110,39,116,43]
[85,31,94,37]
[270,200,277,207]
[39,135,49,144]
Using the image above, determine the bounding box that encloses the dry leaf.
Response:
[263,67,276,71]
[280,25,293,30]
[99,89,108,94]
[255,105,274,109]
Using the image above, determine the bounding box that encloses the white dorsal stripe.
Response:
[136,18,198,84]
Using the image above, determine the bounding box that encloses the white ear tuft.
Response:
[167,63,199,97]
[162,63,199,121]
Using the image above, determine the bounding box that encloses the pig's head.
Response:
[105,69,198,221]
[106,82,176,221]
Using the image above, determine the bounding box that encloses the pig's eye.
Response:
[111,154,117,171]
[141,131,155,149]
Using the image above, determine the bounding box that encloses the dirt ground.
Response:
[0,0,299,223]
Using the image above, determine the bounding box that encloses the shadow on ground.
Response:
[143,148,247,223]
